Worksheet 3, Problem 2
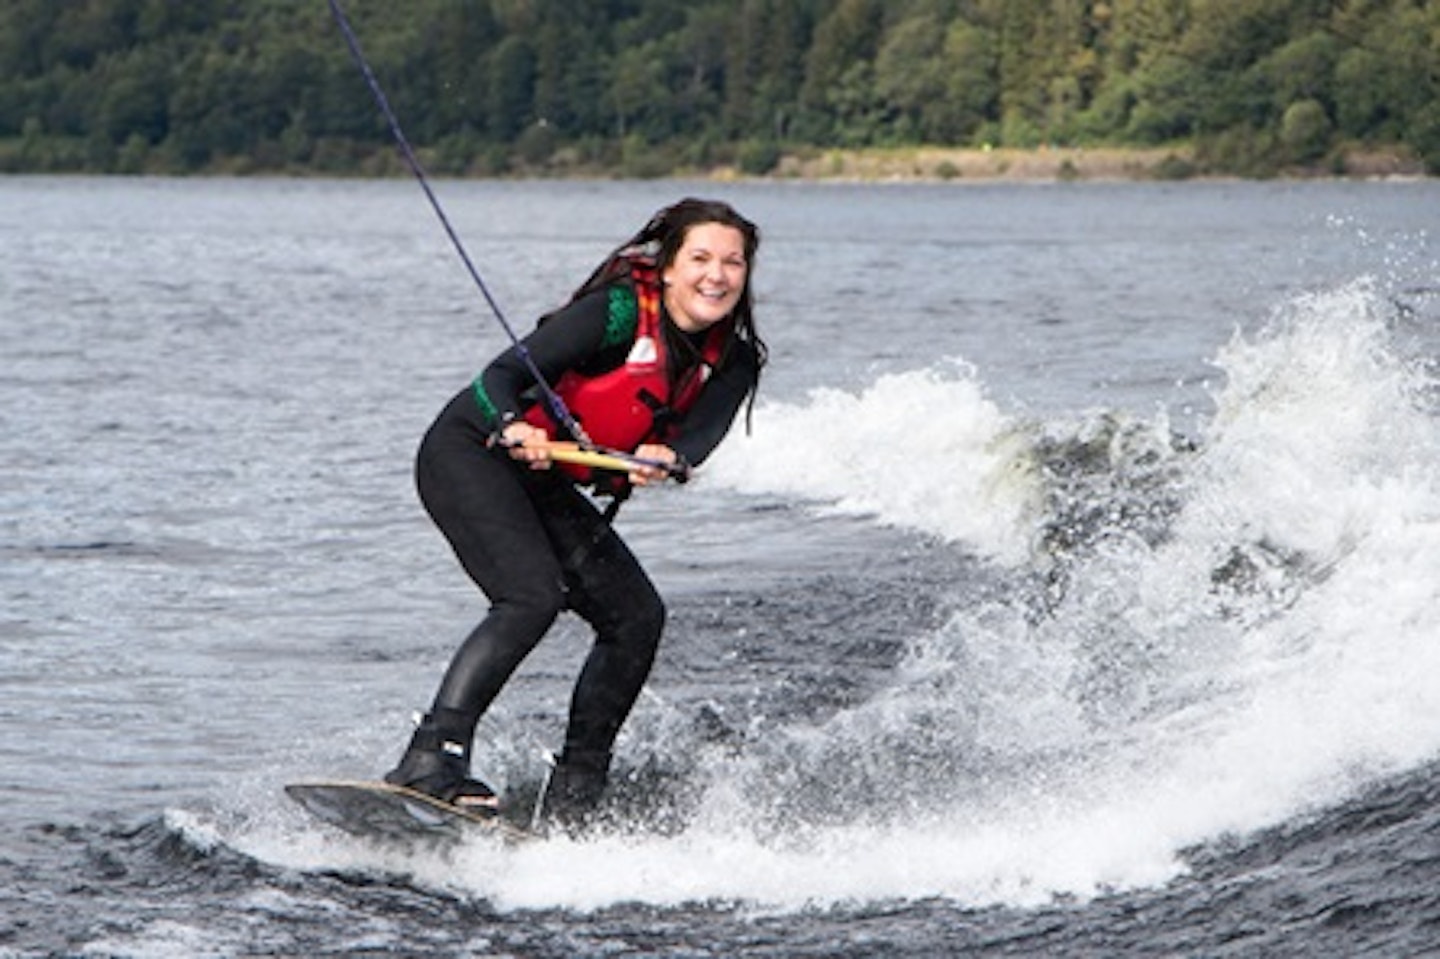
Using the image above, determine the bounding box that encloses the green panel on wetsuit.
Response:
[604,285,638,347]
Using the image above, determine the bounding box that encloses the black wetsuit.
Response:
[415,285,757,768]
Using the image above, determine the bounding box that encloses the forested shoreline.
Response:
[1,0,1436,179]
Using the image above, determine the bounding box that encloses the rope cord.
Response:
[325,0,589,445]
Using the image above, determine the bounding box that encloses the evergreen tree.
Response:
[0,0,1432,175]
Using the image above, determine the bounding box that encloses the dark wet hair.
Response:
[572,197,768,427]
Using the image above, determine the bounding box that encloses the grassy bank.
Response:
[2,139,1426,183]
[711,144,1429,183]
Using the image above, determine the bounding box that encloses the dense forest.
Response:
[0,0,1436,178]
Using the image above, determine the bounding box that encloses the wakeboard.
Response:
[285,779,531,845]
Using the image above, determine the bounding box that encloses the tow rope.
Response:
[326,0,685,482]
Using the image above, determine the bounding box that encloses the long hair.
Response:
[570,197,768,429]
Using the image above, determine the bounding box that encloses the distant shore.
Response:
[707,145,1428,183]
[2,143,1427,183]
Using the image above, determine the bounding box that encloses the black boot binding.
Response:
[384,710,498,810]
[538,748,610,833]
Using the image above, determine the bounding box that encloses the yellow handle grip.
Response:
[545,446,640,473]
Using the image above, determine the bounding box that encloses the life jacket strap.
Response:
[637,388,676,438]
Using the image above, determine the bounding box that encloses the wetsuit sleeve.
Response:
[474,291,612,427]
[668,341,759,467]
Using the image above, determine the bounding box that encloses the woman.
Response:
[385,197,766,828]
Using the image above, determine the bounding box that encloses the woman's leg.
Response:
[561,533,665,761]
[387,399,566,800]
[534,491,667,821]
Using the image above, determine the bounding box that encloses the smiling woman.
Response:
[381,197,769,832]
[662,222,750,333]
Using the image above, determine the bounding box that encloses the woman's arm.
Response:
[474,290,613,427]
[666,340,759,468]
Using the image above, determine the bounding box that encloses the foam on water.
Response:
[685,277,1439,909]
[12,177,1440,959]
[475,277,1428,910]
[235,279,1438,915]
[704,359,1042,564]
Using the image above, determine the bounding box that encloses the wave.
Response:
[234,279,1439,914]
[660,278,1439,907]
[705,359,1043,564]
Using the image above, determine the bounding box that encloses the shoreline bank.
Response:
[711,145,1428,183]
[2,144,1428,183]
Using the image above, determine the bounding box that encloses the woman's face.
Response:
[661,222,748,334]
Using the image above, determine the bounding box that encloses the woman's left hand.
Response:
[630,444,678,487]
[498,421,554,470]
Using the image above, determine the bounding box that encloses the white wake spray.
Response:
[239,281,1439,914]
[582,278,1440,911]
[705,360,1043,565]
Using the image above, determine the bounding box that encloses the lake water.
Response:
[3,175,1439,956]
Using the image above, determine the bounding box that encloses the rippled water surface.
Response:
[3,175,1439,956]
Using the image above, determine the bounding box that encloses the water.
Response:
[3,175,1438,956]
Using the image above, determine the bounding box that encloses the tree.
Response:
[1263,30,1340,111]
[97,49,169,145]
[1412,100,1440,175]
[939,20,1000,144]
[800,0,885,142]
[873,12,949,139]
[0,0,1431,176]
[429,1,498,138]
[1280,97,1331,163]
[610,43,666,139]
[994,0,1049,144]
[487,35,536,141]
[1125,54,1203,143]
[1341,4,1440,146]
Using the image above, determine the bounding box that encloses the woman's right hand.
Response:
[498,421,553,469]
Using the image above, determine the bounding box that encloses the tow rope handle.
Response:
[493,438,691,484]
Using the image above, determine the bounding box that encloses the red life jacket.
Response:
[523,256,731,485]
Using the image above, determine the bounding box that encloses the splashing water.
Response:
[705,359,1042,565]
[591,278,1435,910]
[235,280,1438,915]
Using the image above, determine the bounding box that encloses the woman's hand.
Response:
[629,443,678,487]
[498,421,553,470]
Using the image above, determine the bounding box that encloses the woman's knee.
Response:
[498,577,568,636]
[637,587,666,638]
[615,584,666,657]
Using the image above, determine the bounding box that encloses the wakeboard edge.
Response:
[285,778,531,844]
